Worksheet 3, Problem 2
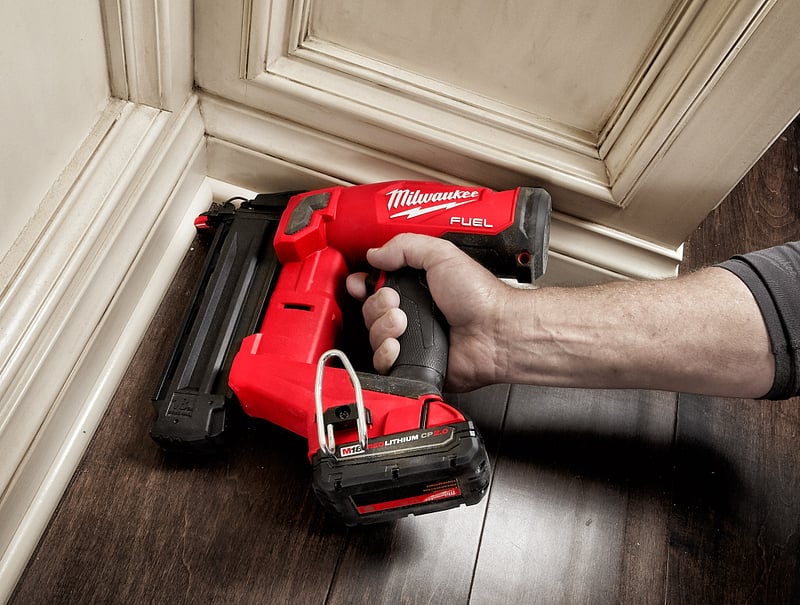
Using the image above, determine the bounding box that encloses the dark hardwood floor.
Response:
[11,116,799,604]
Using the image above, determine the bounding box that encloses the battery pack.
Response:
[311,420,490,525]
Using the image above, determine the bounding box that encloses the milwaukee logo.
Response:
[386,188,480,219]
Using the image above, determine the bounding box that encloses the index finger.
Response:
[365,233,462,272]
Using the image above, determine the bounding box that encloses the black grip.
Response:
[380,268,448,393]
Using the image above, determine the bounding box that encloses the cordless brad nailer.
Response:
[150,181,550,525]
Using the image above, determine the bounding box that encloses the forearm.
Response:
[495,268,775,397]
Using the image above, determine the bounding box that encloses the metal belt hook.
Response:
[314,349,368,456]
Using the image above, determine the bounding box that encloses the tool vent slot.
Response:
[283,303,313,311]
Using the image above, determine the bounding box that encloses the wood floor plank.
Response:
[469,385,676,604]
[668,394,800,604]
[324,385,510,605]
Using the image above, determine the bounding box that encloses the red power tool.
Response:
[150,181,550,525]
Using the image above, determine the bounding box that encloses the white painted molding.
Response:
[200,93,682,283]
[0,96,207,602]
[0,101,128,297]
[592,0,800,247]
[604,0,779,201]
[547,212,683,283]
[199,0,613,204]
[100,0,193,110]
[99,1,128,99]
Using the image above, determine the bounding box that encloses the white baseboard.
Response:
[0,96,207,602]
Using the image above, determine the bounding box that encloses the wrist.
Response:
[492,285,540,385]
[493,285,601,388]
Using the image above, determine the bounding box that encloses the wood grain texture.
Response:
[470,386,676,604]
[11,114,800,604]
[669,395,800,604]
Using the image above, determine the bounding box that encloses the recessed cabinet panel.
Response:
[309,1,675,136]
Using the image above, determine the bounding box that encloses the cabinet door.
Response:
[195,0,800,280]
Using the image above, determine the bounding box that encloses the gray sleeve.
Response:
[717,241,800,400]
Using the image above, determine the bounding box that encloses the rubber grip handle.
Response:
[380,268,448,393]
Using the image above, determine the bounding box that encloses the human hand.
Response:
[345,233,513,391]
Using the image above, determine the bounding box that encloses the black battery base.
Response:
[310,420,491,526]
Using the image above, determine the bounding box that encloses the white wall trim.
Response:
[0,96,207,602]
[100,0,193,111]
[603,0,777,202]
[0,100,128,296]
